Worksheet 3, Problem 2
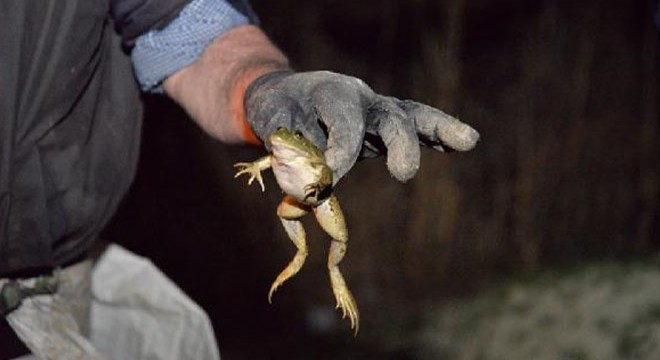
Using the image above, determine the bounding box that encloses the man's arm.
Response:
[133,0,478,182]
[163,25,289,145]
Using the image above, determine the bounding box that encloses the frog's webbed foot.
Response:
[329,240,360,334]
[269,197,311,303]
[303,183,322,202]
[234,156,271,192]
[305,162,333,203]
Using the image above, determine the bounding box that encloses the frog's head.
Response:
[269,127,324,161]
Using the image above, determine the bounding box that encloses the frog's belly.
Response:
[271,157,321,203]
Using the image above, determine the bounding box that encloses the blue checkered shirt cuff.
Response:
[132,0,251,93]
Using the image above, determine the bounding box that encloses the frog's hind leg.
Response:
[269,196,311,303]
[313,195,360,334]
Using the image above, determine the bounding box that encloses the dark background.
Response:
[105,0,659,358]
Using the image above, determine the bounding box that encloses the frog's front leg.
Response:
[313,195,360,334]
[269,195,311,303]
[234,156,271,191]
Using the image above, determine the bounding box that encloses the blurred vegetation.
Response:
[105,0,658,358]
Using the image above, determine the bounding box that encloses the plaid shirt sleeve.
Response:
[131,0,255,92]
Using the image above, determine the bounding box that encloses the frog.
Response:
[234,127,360,333]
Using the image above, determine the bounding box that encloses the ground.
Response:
[416,258,660,360]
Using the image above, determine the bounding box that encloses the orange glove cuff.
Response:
[228,67,278,146]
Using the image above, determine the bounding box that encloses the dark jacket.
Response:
[0,0,190,275]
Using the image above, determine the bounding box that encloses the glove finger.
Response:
[248,89,327,150]
[294,111,329,151]
[399,99,480,151]
[312,84,365,183]
[246,88,297,147]
[370,98,420,182]
[246,88,331,152]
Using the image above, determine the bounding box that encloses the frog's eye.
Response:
[294,131,303,137]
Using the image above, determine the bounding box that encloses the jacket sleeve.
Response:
[130,0,259,92]
[110,0,192,46]
[111,0,258,47]
[226,0,259,24]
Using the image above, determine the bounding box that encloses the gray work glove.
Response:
[245,70,479,183]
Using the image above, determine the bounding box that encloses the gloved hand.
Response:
[245,70,479,183]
